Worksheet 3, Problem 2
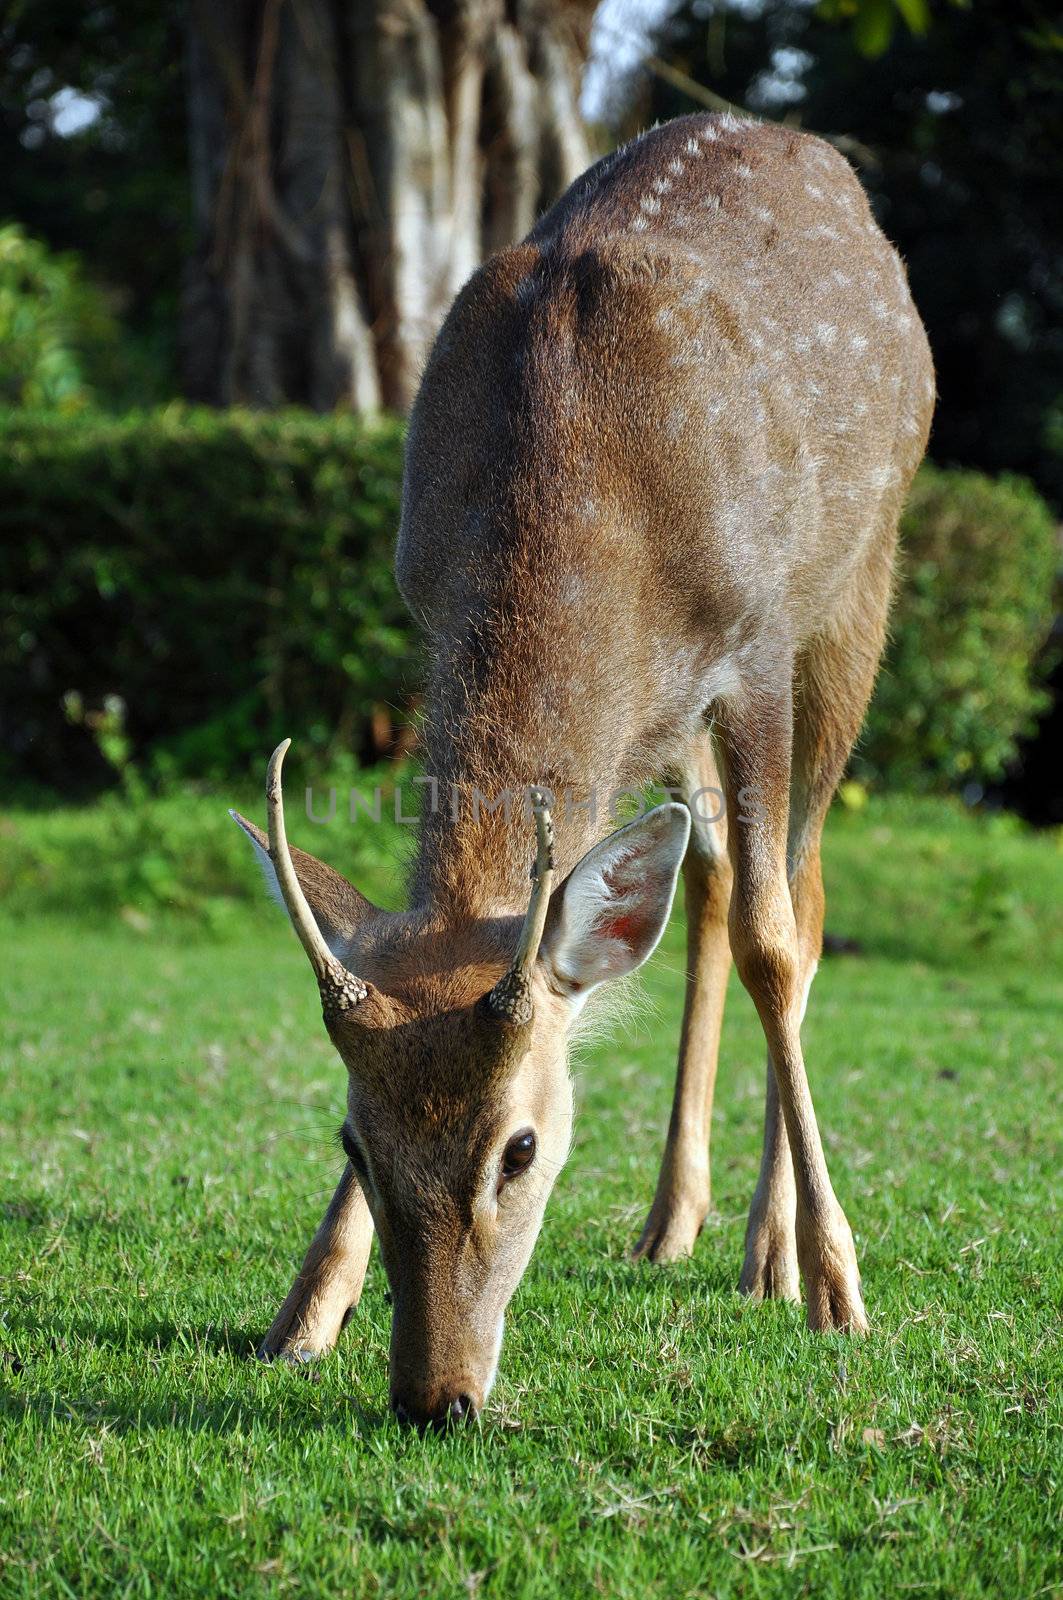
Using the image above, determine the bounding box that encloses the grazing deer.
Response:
[232,111,933,1429]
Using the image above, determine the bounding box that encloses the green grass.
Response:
[1,793,1061,1597]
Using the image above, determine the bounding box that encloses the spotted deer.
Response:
[232,111,933,1429]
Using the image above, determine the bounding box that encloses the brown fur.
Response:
[250,112,933,1420]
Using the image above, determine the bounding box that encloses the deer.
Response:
[231,111,933,1430]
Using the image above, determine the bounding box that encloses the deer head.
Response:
[233,742,689,1427]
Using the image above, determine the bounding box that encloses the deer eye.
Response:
[500,1129,536,1183]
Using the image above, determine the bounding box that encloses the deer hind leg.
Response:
[633,731,732,1263]
[737,561,893,1312]
[718,673,868,1334]
[259,1164,375,1361]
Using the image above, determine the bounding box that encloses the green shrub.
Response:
[0,407,414,791]
[0,224,119,411]
[859,465,1059,791]
[0,765,411,931]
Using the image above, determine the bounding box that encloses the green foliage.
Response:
[816,0,932,60]
[0,407,414,791]
[0,764,411,933]
[0,223,118,409]
[860,465,1060,790]
[0,1,189,403]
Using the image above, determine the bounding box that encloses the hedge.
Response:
[861,464,1059,790]
[0,407,412,790]
[0,409,1057,795]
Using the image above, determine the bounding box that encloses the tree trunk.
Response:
[182,0,592,412]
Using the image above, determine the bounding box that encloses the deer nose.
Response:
[391,1391,478,1431]
[442,1392,476,1427]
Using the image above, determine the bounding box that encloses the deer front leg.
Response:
[634,739,731,1263]
[721,691,867,1333]
[259,1164,374,1361]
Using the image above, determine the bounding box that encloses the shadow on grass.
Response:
[0,1382,392,1440]
[2,1304,264,1359]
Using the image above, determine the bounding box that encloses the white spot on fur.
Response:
[805,182,824,200]
[850,332,869,353]
[794,333,812,353]
[815,322,837,347]
[640,194,662,216]
[668,158,685,176]
[651,176,672,196]
[734,162,753,179]
[630,215,649,232]
[685,137,701,156]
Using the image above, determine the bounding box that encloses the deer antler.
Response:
[483,788,555,1026]
[267,739,368,1019]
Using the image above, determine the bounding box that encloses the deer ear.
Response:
[229,810,380,962]
[538,803,690,1002]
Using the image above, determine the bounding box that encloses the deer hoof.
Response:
[800,1214,869,1334]
[257,1340,320,1365]
[739,1223,801,1303]
[631,1188,709,1264]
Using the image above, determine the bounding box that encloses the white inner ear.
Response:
[229,809,346,960]
[540,803,691,1003]
[244,827,286,913]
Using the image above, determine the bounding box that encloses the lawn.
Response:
[1,792,1061,1598]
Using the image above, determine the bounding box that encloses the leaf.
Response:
[894,0,931,35]
[853,0,896,57]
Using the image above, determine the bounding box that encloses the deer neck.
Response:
[409,673,622,920]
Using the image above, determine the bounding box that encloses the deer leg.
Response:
[259,1163,375,1361]
[738,558,892,1308]
[720,683,867,1333]
[738,1060,800,1302]
[633,734,732,1263]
